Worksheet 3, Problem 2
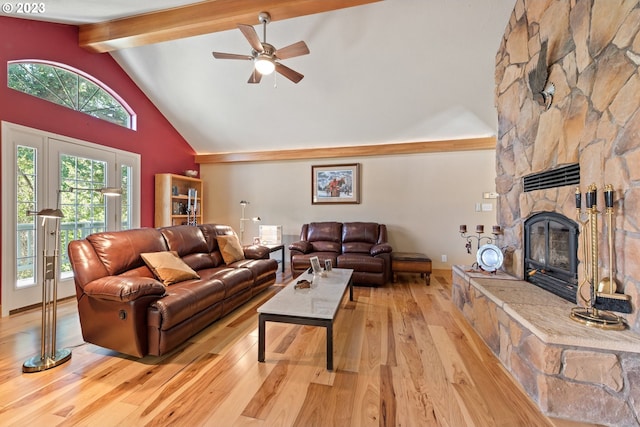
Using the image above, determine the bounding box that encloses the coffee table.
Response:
[257,268,353,371]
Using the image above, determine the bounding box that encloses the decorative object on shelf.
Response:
[23,185,121,373]
[571,184,627,330]
[239,200,261,244]
[186,188,198,226]
[184,169,198,178]
[459,224,503,272]
[312,163,360,204]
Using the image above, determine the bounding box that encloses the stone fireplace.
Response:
[493,0,640,328]
[452,1,640,425]
[524,211,579,302]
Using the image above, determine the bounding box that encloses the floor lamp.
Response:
[22,186,122,373]
[239,200,261,245]
[23,205,70,373]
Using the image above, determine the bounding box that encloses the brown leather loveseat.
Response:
[289,222,392,286]
[68,224,277,357]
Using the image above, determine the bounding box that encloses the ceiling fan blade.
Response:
[275,63,304,83]
[275,41,309,60]
[212,51,252,60]
[248,69,262,84]
[238,24,263,53]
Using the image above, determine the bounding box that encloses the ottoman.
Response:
[391,252,432,285]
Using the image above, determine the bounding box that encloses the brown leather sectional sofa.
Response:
[68,224,277,357]
[289,222,392,286]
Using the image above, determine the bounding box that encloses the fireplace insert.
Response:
[524,212,579,302]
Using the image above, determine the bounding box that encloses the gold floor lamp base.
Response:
[23,348,72,373]
[570,307,627,331]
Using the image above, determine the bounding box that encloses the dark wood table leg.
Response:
[258,314,265,363]
[326,322,333,371]
[279,246,285,273]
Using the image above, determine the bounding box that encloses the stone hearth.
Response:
[452,266,640,426]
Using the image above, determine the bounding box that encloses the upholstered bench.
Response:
[391,252,432,285]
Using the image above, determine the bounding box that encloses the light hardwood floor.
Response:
[0,270,600,426]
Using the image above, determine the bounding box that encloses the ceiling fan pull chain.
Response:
[273,70,278,88]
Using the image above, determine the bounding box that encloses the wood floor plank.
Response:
[0,270,602,427]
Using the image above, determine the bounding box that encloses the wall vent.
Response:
[523,163,580,192]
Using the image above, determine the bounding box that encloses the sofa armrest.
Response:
[289,241,312,254]
[371,243,393,256]
[84,276,166,303]
[243,245,270,259]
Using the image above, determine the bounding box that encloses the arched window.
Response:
[7,60,136,130]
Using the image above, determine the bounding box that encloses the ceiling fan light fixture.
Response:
[255,54,275,75]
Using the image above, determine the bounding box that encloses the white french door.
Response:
[2,122,140,316]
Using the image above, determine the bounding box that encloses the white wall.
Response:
[200,150,497,269]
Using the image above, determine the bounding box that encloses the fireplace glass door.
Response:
[524,212,578,302]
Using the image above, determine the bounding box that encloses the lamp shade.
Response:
[27,208,63,219]
[255,55,275,75]
[100,187,123,196]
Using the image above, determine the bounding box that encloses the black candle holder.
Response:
[459,225,501,254]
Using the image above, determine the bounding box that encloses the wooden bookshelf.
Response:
[154,173,203,227]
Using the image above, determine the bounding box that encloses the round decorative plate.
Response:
[476,244,504,272]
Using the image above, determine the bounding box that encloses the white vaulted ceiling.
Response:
[5,0,515,154]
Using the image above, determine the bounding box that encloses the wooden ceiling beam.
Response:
[79,0,382,53]
[195,136,497,164]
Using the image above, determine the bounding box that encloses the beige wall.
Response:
[200,149,497,269]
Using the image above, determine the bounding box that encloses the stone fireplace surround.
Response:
[451,1,640,425]
[495,0,640,332]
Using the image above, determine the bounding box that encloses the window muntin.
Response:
[7,60,136,129]
[58,154,109,276]
[16,145,38,287]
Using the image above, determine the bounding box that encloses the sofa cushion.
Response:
[337,253,384,273]
[87,228,168,276]
[161,225,217,271]
[342,222,379,253]
[233,258,279,282]
[291,252,338,272]
[150,278,226,329]
[199,267,253,298]
[160,225,209,256]
[141,251,200,286]
[217,234,245,264]
[307,222,342,253]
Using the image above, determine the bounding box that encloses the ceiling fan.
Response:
[212,12,310,84]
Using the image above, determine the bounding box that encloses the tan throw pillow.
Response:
[141,251,200,286]
[217,234,245,265]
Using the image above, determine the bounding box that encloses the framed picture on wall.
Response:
[311,163,360,204]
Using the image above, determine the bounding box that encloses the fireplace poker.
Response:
[598,185,617,294]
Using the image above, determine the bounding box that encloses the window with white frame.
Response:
[7,60,136,130]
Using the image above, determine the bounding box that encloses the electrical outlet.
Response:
[441,254,447,262]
